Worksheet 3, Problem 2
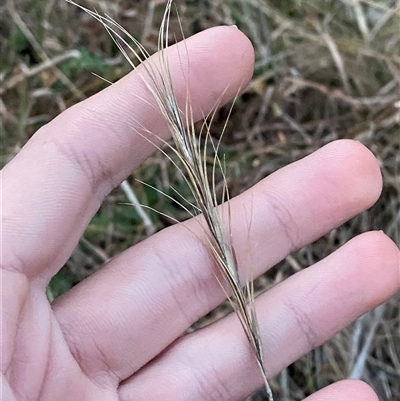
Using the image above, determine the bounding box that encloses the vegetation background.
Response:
[1,0,399,400]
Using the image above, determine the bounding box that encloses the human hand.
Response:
[2,27,399,401]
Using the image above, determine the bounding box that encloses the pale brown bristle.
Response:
[65,1,274,399]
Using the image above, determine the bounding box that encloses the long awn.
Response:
[66,1,274,399]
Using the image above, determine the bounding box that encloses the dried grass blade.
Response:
[65,0,274,399]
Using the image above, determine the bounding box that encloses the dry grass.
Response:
[1,0,399,400]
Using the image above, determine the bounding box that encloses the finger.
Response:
[118,232,399,401]
[53,140,384,384]
[303,380,379,401]
[1,26,253,281]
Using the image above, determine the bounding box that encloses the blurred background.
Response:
[1,0,399,399]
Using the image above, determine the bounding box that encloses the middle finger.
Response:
[53,139,381,385]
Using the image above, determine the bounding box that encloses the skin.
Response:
[2,26,399,401]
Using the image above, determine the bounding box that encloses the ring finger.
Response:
[118,231,399,400]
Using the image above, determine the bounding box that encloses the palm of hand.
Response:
[2,27,399,401]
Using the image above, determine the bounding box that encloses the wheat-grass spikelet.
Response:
[65,1,274,399]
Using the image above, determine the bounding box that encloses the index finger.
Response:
[1,26,254,283]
